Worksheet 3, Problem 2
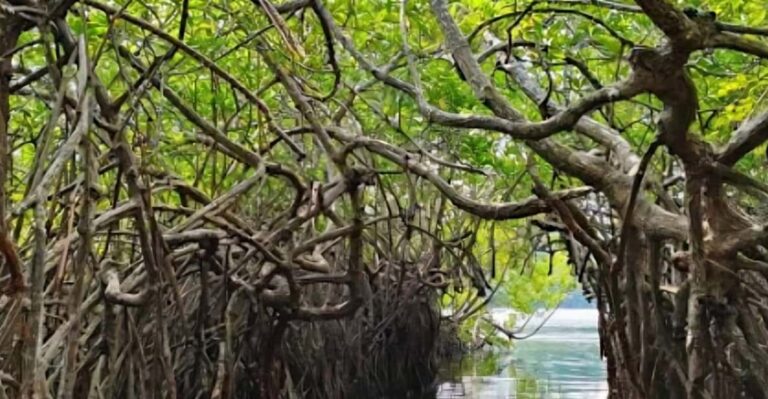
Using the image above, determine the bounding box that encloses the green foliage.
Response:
[440,221,576,350]
[494,252,576,313]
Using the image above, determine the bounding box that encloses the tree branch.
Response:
[717,109,768,165]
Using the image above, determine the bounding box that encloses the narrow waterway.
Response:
[437,308,607,398]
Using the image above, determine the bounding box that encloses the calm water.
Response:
[437,308,608,399]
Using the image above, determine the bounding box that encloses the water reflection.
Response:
[437,309,608,399]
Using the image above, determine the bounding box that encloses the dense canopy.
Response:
[1,0,768,398]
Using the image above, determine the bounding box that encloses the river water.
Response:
[436,308,608,399]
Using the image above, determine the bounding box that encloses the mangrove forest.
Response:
[1,0,768,397]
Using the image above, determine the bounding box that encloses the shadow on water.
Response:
[432,308,608,399]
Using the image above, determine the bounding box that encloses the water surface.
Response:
[437,308,607,399]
